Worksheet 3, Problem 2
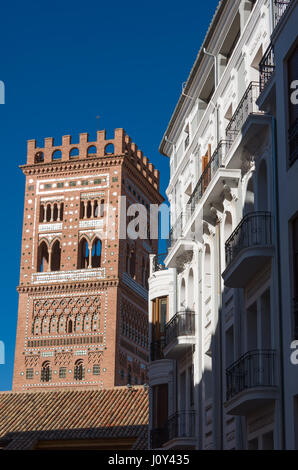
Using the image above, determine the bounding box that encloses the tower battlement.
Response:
[27,128,160,190]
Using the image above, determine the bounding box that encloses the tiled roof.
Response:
[0,386,149,450]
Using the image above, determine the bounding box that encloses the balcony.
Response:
[273,0,291,28]
[225,349,278,416]
[151,412,196,449]
[226,82,262,144]
[164,412,196,449]
[289,117,298,167]
[164,311,195,359]
[222,212,273,288]
[150,339,164,362]
[259,44,275,94]
[188,140,232,220]
[152,253,168,273]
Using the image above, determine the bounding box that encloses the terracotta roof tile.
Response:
[0,386,148,450]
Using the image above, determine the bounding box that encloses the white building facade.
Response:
[149,0,298,450]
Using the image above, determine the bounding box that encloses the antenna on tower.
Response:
[96,115,100,130]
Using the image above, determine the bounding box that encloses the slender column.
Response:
[47,248,52,272]
[43,205,46,223]
[91,200,95,218]
[50,204,54,222]
[84,201,88,219]
[88,244,92,268]
[57,203,61,222]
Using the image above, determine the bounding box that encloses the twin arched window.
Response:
[77,237,102,269]
[37,240,61,272]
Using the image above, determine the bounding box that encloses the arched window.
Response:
[244,177,254,215]
[70,147,79,158]
[87,200,92,219]
[35,151,44,163]
[37,241,49,272]
[46,204,52,222]
[74,359,85,381]
[258,160,268,211]
[93,200,98,218]
[104,143,114,155]
[78,238,89,269]
[52,150,62,161]
[91,238,101,268]
[80,201,85,219]
[41,361,51,382]
[53,203,58,221]
[87,145,97,156]
[39,204,45,223]
[51,240,61,271]
[180,278,186,308]
[188,269,194,309]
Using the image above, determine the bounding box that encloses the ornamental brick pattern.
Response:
[12,128,163,391]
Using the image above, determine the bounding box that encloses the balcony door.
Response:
[152,297,168,342]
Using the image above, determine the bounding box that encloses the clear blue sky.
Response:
[0,0,219,390]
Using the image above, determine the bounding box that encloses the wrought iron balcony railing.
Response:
[165,311,195,347]
[274,0,291,27]
[152,253,168,273]
[188,139,232,219]
[226,349,277,401]
[259,43,275,94]
[226,82,261,143]
[167,411,196,441]
[289,117,298,167]
[225,211,272,267]
[150,339,165,362]
[167,212,187,250]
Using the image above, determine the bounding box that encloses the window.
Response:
[57,182,64,188]
[94,179,101,184]
[93,364,100,375]
[26,368,33,379]
[41,361,51,382]
[70,181,76,187]
[59,367,66,378]
[74,359,85,381]
[77,238,89,269]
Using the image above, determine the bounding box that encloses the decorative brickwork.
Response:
[13,128,163,391]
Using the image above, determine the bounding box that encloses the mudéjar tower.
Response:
[13,128,163,392]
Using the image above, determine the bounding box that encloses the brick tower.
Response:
[13,129,163,391]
